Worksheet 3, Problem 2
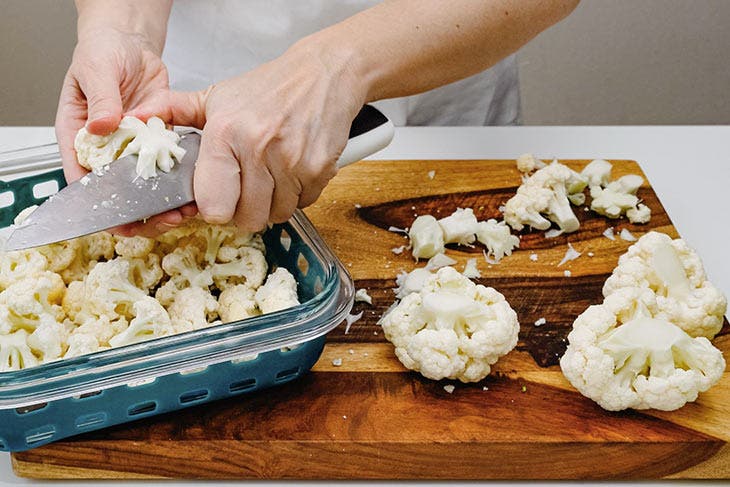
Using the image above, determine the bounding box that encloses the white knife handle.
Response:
[337,105,394,168]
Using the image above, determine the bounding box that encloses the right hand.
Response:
[56,27,196,235]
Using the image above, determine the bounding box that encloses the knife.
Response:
[4,105,394,251]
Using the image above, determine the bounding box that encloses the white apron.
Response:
[163,0,521,126]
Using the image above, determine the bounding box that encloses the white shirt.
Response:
[163,0,521,126]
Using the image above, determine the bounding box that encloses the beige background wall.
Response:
[1,0,729,126]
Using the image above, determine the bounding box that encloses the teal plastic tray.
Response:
[0,154,353,452]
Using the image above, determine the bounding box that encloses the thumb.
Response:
[193,125,241,224]
[78,71,123,135]
[163,89,209,129]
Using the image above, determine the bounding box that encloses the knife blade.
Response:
[4,104,394,251]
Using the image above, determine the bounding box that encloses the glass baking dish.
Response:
[0,145,354,452]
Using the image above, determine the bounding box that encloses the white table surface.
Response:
[0,126,727,486]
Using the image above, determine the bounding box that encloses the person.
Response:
[56,0,579,235]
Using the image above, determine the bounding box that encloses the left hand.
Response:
[158,39,367,232]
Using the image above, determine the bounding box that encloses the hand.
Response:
[55,27,193,235]
[164,40,367,232]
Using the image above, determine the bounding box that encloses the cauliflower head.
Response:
[503,161,587,233]
[602,231,727,339]
[380,266,519,383]
[560,288,725,411]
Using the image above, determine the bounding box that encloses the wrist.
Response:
[76,0,171,54]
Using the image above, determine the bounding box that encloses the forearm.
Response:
[75,0,172,53]
[300,0,579,102]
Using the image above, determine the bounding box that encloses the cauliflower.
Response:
[82,259,149,320]
[161,246,213,290]
[167,287,219,332]
[64,332,103,359]
[255,267,300,314]
[74,116,186,179]
[0,272,65,330]
[394,268,432,299]
[0,330,39,371]
[580,159,613,187]
[408,215,445,259]
[125,254,163,292]
[589,173,651,224]
[0,249,48,290]
[27,318,67,362]
[218,284,260,323]
[114,235,156,258]
[503,161,587,233]
[210,246,267,291]
[37,239,82,274]
[602,231,727,339]
[380,266,519,383]
[438,208,479,245]
[109,297,175,347]
[516,153,547,174]
[70,315,128,348]
[56,233,115,284]
[560,288,725,411]
[475,219,520,262]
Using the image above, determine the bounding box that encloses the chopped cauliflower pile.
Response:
[74,116,186,179]
[560,232,727,411]
[380,266,519,383]
[408,208,519,262]
[506,154,651,234]
[0,218,299,371]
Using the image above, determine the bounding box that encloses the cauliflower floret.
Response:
[503,161,587,233]
[37,239,82,274]
[27,317,67,363]
[70,315,128,348]
[255,267,300,314]
[64,332,103,359]
[0,249,48,290]
[438,208,479,245]
[580,159,613,187]
[0,271,65,330]
[380,266,519,383]
[114,235,156,258]
[82,232,116,262]
[74,116,186,179]
[626,203,651,224]
[161,246,213,290]
[589,173,651,223]
[109,297,175,347]
[475,219,520,262]
[0,330,39,371]
[218,284,260,323]
[167,287,219,333]
[407,215,445,260]
[125,254,163,292]
[82,259,149,320]
[560,288,725,411]
[211,246,267,291]
[516,153,547,174]
[602,231,727,339]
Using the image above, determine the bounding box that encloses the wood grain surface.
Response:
[12,159,730,480]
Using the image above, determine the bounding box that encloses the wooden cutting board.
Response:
[12,159,730,480]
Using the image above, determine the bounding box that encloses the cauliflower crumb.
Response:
[344,311,364,334]
[462,258,481,279]
[587,252,595,257]
[557,243,581,267]
[443,384,455,394]
[619,228,637,241]
[425,252,457,270]
[391,245,407,255]
[427,170,436,180]
[332,358,343,367]
[564,270,572,277]
[534,317,547,327]
[529,253,538,262]
[603,227,615,241]
[544,229,563,239]
[355,288,373,305]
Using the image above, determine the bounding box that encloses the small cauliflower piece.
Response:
[75,116,186,179]
[380,266,519,383]
[37,239,82,274]
[27,317,67,363]
[0,330,39,372]
[394,268,432,299]
[70,315,128,348]
[580,159,613,187]
[167,287,219,332]
[627,203,651,224]
[125,254,164,292]
[462,258,481,279]
[161,246,213,290]
[218,284,260,323]
[560,288,725,411]
[475,219,520,262]
[408,215,445,260]
[516,153,547,174]
[355,288,373,305]
[0,249,48,290]
[82,259,149,321]
[602,231,727,339]
[589,173,651,223]
[109,297,175,347]
[64,332,102,359]
[503,161,587,233]
[438,208,479,245]
[255,267,300,314]
[114,235,156,259]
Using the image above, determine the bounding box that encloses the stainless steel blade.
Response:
[4,133,200,251]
